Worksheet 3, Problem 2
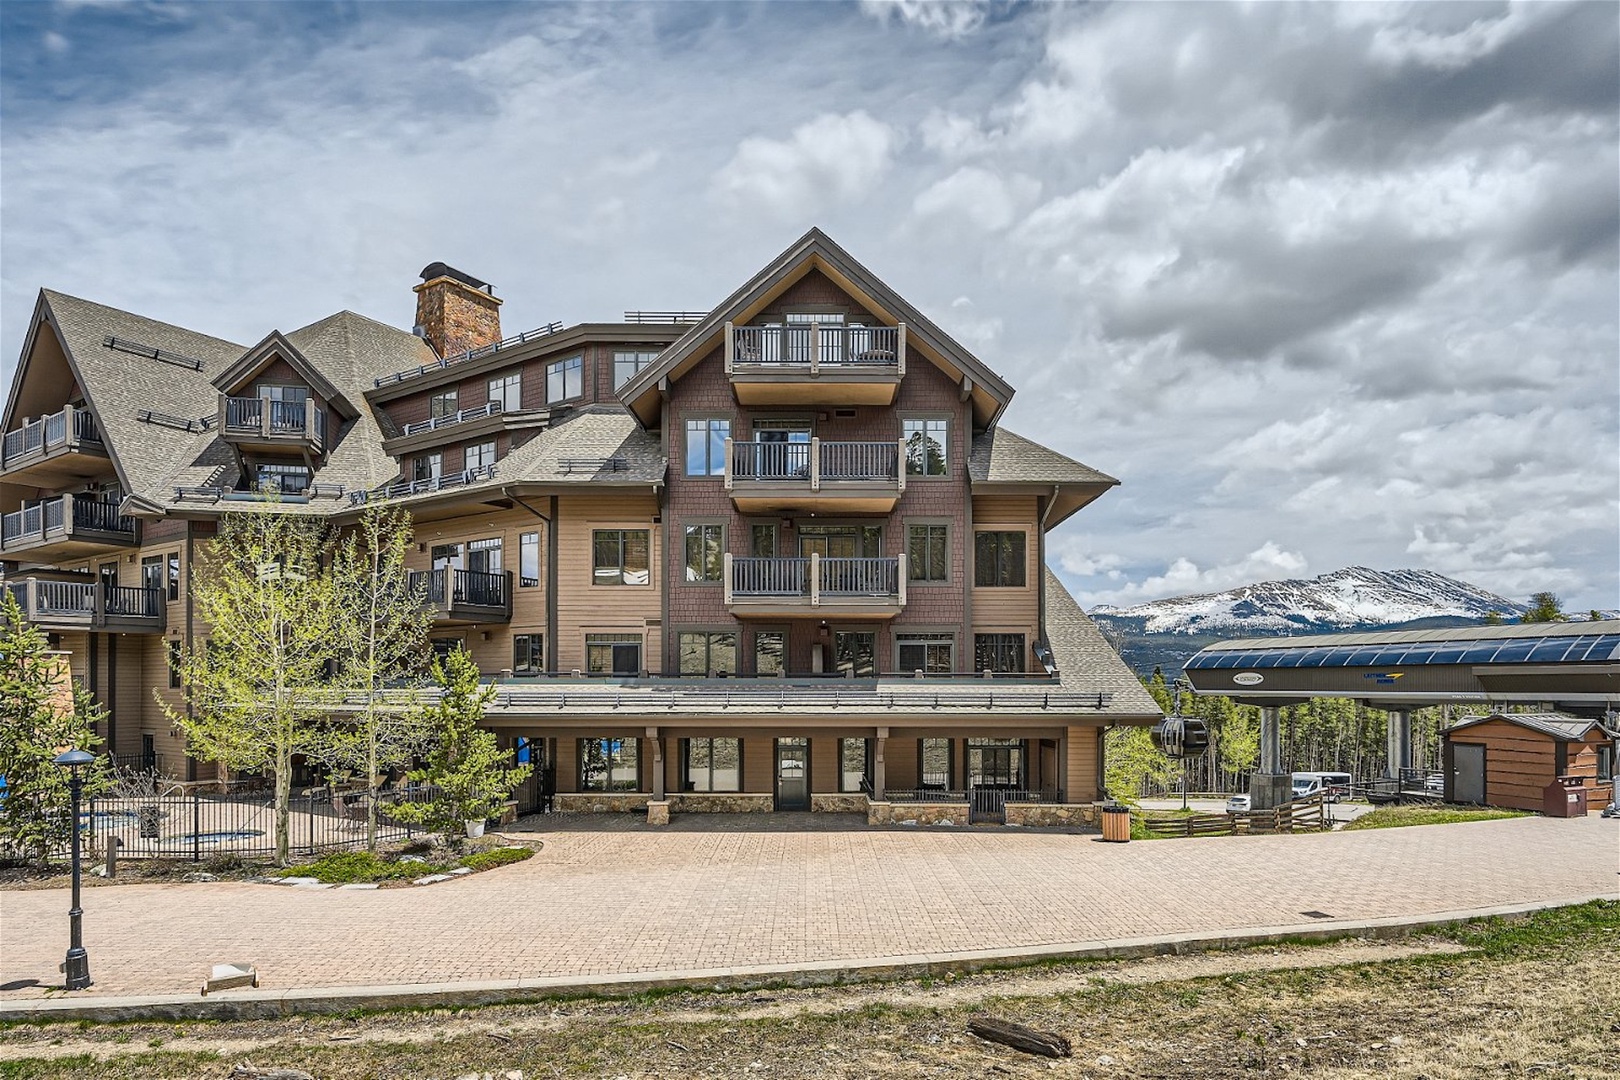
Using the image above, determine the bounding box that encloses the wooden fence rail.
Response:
[1136,792,1328,838]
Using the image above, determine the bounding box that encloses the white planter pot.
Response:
[464,819,486,839]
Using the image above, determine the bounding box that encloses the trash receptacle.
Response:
[1101,804,1131,843]
[1542,776,1587,818]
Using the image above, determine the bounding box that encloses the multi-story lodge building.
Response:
[1,229,1159,823]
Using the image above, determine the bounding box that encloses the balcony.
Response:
[218,395,326,456]
[725,322,905,406]
[725,438,904,513]
[408,567,513,625]
[0,405,110,487]
[0,496,136,560]
[4,578,165,634]
[724,553,906,618]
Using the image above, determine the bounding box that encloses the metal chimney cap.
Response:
[418,262,493,293]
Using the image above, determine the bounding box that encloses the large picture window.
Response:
[920,738,952,789]
[974,633,1027,674]
[683,523,724,582]
[902,418,948,477]
[968,738,1024,788]
[488,372,522,412]
[896,634,953,675]
[685,418,730,476]
[684,738,741,792]
[519,531,540,588]
[545,356,582,404]
[430,389,458,418]
[974,531,1026,587]
[614,350,658,390]
[513,634,543,674]
[593,529,650,586]
[839,738,868,793]
[580,737,639,792]
[586,634,642,675]
[835,631,876,678]
[465,440,496,471]
[678,631,737,676]
[906,524,948,583]
[754,630,785,676]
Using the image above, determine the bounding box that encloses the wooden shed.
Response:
[1442,713,1616,812]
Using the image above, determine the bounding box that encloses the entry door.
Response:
[775,738,809,811]
[1453,743,1485,804]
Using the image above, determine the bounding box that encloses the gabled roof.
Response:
[212,329,358,418]
[1044,566,1163,720]
[617,228,1015,429]
[1446,712,1617,742]
[970,427,1119,527]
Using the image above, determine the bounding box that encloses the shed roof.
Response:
[1445,712,1617,742]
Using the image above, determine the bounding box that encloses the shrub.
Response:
[276,851,432,883]
[459,846,534,873]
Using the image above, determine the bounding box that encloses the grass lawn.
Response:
[2,901,1613,1078]
[1342,805,1532,831]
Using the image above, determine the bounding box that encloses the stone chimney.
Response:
[413,262,503,360]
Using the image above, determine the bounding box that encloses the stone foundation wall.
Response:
[667,793,775,814]
[1004,803,1101,828]
[554,792,652,814]
[868,801,968,826]
[811,793,869,814]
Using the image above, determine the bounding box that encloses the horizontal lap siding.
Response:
[1066,725,1101,803]
[973,496,1041,669]
[556,490,661,673]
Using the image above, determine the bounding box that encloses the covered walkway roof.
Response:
[1184,619,1620,716]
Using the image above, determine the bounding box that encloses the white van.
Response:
[1291,772,1353,802]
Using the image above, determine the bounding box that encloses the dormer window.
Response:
[255,462,310,495]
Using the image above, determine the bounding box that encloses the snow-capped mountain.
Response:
[1091,567,1526,637]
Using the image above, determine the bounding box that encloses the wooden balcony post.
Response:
[61,404,76,450]
[896,552,907,606]
[810,552,821,607]
[723,436,734,492]
[872,728,887,801]
[724,321,734,376]
[896,323,907,377]
[217,392,228,433]
[723,552,734,605]
[810,437,821,492]
[809,322,820,378]
[896,437,907,493]
[93,578,106,625]
[260,394,272,438]
[306,398,319,449]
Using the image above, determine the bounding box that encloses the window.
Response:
[754,631,785,676]
[1599,744,1615,782]
[467,537,502,574]
[580,737,639,792]
[545,356,582,404]
[907,524,948,583]
[465,440,496,471]
[166,639,182,689]
[678,632,736,676]
[430,389,458,419]
[683,523,724,582]
[513,634,543,674]
[834,631,876,678]
[750,524,777,557]
[614,350,658,390]
[254,463,310,494]
[685,418,730,476]
[592,530,650,586]
[488,371,522,411]
[784,311,845,324]
[968,738,1025,788]
[519,532,540,588]
[167,552,180,601]
[920,738,952,789]
[586,634,642,675]
[975,531,1026,587]
[431,637,463,661]
[798,524,884,558]
[897,634,953,675]
[414,452,442,483]
[840,738,868,793]
[975,633,1026,674]
[903,418,948,477]
[685,738,741,792]
[141,555,163,593]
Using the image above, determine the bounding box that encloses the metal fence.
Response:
[64,784,442,862]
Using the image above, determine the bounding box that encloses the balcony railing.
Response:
[0,495,135,551]
[725,323,904,371]
[398,401,502,438]
[725,554,905,609]
[4,578,164,630]
[1,405,103,469]
[725,439,903,490]
[407,567,513,622]
[348,464,497,506]
[219,395,326,448]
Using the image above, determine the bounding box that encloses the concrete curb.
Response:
[1,893,1606,1022]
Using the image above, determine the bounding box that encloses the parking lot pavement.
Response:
[0,812,1613,1001]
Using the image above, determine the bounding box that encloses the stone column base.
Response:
[646,800,670,826]
[1248,773,1292,811]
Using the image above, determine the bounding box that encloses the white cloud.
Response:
[913,166,1039,231]
[42,31,69,54]
[711,111,899,216]
[859,1,993,40]
[1082,543,1311,609]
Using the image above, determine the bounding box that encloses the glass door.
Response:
[775,737,809,811]
[753,420,812,479]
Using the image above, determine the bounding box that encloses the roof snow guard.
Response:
[104,335,205,372]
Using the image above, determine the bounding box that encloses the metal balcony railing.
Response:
[220,395,326,445]
[399,401,502,438]
[727,324,903,369]
[725,439,903,489]
[1,405,103,467]
[5,579,163,628]
[348,464,497,506]
[0,496,134,549]
[726,554,905,606]
[407,568,512,616]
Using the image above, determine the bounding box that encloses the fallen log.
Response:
[967,1016,1072,1058]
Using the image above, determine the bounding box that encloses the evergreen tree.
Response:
[1523,592,1567,622]
[1482,610,1505,625]
[0,593,111,867]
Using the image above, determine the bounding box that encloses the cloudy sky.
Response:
[2,1,1616,612]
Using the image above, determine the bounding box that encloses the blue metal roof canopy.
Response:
[1183,619,1620,717]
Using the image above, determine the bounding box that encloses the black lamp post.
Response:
[52,747,95,991]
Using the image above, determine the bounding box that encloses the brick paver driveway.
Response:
[1,814,1614,1000]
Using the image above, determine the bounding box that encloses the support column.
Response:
[1385,709,1412,779]
[1249,706,1291,810]
[648,728,665,800]
[872,727,887,801]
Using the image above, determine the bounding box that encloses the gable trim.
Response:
[212,330,357,418]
